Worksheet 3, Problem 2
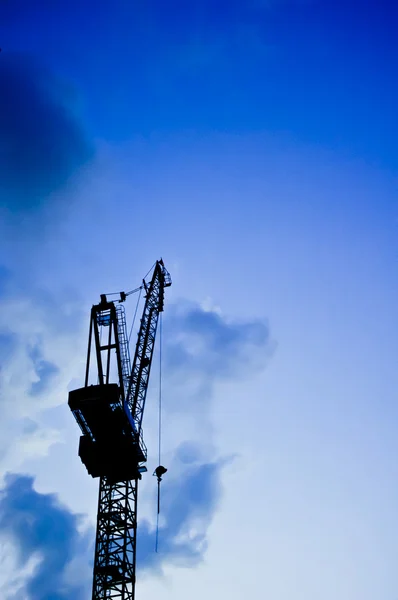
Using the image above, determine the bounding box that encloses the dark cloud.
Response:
[163,303,272,408]
[0,474,92,600]
[165,304,270,377]
[28,345,59,397]
[0,54,93,211]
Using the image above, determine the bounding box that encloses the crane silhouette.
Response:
[68,259,171,600]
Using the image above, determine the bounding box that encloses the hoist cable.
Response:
[155,312,163,553]
[158,312,163,467]
[128,287,142,344]
[144,261,156,281]
[155,485,160,553]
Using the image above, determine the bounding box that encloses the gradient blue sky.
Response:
[0,1,397,599]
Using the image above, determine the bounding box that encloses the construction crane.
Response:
[68,259,172,600]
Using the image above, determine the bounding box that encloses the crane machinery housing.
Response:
[68,259,171,600]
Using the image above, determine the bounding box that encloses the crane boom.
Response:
[68,259,171,600]
[127,260,171,435]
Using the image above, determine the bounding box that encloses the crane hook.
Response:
[153,465,167,553]
[154,465,167,483]
[153,465,167,515]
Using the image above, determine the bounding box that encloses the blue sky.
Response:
[0,1,397,599]
[1,0,398,165]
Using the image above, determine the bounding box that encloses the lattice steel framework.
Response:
[68,260,171,600]
[92,478,138,600]
[127,261,172,435]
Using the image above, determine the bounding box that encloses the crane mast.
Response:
[68,260,171,600]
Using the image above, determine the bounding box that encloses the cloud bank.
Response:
[0,301,272,597]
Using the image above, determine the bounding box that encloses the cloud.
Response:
[166,302,271,376]
[163,301,273,412]
[28,344,59,397]
[134,303,272,573]
[0,332,17,363]
[1,424,63,476]
[0,296,272,472]
[0,279,87,474]
[0,284,85,419]
[0,54,93,212]
[0,474,92,600]
[137,444,229,574]
[0,299,273,595]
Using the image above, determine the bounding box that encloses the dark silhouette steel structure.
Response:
[68,260,171,600]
